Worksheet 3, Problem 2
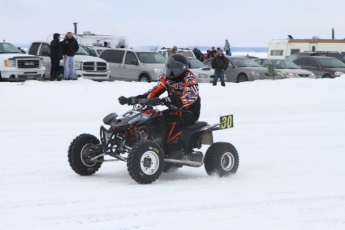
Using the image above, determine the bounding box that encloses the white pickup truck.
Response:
[27,41,111,81]
[0,42,45,81]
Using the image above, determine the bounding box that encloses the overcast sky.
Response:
[1,0,345,47]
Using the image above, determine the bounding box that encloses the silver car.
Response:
[187,57,227,83]
[255,58,316,79]
[99,48,166,82]
[204,56,280,83]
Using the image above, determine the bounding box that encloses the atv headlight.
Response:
[198,73,208,78]
[153,69,164,74]
[4,59,15,67]
[334,71,344,76]
[74,61,82,70]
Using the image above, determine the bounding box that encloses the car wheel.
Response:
[139,74,150,82]
[322,74,332,78]
[237,74,248,83]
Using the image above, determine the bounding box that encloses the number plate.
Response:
[220,114,233,129]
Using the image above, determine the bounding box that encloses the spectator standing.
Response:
[62,32,79,80]
[224,39,232,56]
[50,33,63,81]
[168,46,177,57]
[204,49,211,60]
[197,49,204,62]
[207,47,217,59]
[193,48,199,59]
[211,49,229,87]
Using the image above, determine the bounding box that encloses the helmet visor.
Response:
[165,57,186,78]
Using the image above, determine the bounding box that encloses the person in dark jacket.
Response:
[62,32,79,80]
[118,54,201,159]
[50,33,63,81]
[197,49,204,62]
[211,49,229,86]
[207,47,217,59]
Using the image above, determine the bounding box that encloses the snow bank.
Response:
[1,77,345,230]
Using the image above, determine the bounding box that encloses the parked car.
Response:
[236,54,258,60]
[81,45,98,57]
[0,42,45,82]
[287,51,342,62]
[204,56,280,83]
[155,47,196,58]
[82,46,111,57]
[255,58,316,78]
[293,56,345,78]
[99,48,166,82]
[17,47,26,54]
[27,41,111,81]
[340,53,345,64]
[187,57,226,83]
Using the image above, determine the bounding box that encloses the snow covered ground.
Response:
[1,75,345,230]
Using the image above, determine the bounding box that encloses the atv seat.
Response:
[181,121,207,130]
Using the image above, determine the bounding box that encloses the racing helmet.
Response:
[165,53,188,80]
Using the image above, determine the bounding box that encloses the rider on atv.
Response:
[118,53,201,159]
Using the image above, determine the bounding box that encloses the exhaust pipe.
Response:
[73,22,78,35]
[332,28,334,39]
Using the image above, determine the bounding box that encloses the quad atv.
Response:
[68,97,239,184]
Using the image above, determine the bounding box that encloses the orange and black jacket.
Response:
[142,70,201,119]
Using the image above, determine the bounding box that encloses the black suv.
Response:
[288,51,342,62]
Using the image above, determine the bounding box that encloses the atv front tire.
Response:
[127,141,164,184]
[68,134,103,176]
[204,142,239,177]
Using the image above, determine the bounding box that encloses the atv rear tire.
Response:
[204,142,239,177]
[127,141,164,184]
[68,134,103,176]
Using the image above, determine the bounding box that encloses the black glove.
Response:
[118,96,136,105]
[118,96,128,105]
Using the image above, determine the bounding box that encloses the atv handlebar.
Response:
[118,96,163,108]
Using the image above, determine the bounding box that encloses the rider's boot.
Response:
[165,140,183,160]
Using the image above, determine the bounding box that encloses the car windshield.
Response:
[188,58,206,68]
[288,53,313,61]
[96,49,105,55]
[318,58,345,68]
[137,52,166,63]
[75,45,90,55]
[0,43,21,53]
[231,58,261,67]
[271,60,299,69]
[340,55,345,62]
[177,50,194,57]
